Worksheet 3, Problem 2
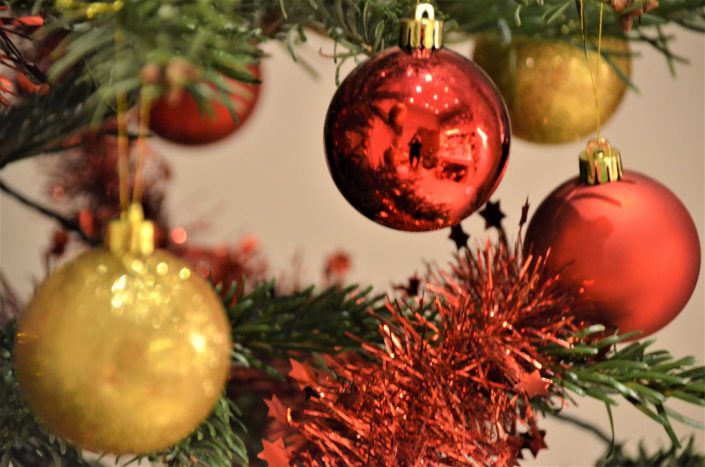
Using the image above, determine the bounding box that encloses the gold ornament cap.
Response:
[399,3,444,52]
[105,203,155,255]
[579,138,623,185]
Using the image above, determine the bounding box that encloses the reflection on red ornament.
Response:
[324,48,510,231]
[525,171,701,337]
[150,66,261,145]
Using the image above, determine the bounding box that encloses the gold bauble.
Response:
[473,37,631,144]
[15,244,231,454]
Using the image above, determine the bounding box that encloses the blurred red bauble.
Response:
[525,170,701,337]
[324,7,510,231]
[150,66,261,145]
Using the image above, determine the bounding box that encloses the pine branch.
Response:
[552,412,705,466]
[549,325,705,448]
[1,0,703,166]
[141,398,248,467]
[222,281,385,375]
[596,436,705,466]
[0,178,99,245]
[0,77,100,168]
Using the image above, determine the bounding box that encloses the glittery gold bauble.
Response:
[473,37,631,144]
[15,242,231,454]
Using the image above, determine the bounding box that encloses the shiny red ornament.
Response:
[324,48,510,231]
[525,171,701,337]
[150,66,261,145]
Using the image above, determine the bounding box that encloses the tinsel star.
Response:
[523,429,548,458]
[448,223,470,250]
[265,395,289,425]
[394,273,421,297]
[258,438,289,466]
[516,370,550,398]
[479,200,506,231]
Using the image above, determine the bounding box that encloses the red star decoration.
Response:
[258,438,289,466]
[394,273,421,297]
[448,223,470,251]
[525,430,547,457]
[264,395,289,424]
[479,200,506,230]
[516,369,550,398]
[288,358,317,387]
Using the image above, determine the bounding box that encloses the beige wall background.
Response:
[1,27,703,466]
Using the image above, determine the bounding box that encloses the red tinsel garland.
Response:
[262,241,583,466]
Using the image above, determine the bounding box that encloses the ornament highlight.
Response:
[150,66,261,145]
[525,139,701,336]
[324,4,510,231]
[15,204,232,454]
[473,37,631,144]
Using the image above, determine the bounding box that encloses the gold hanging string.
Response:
[579,0,605,140]
[132,90,152,204]
[115,27,130,211]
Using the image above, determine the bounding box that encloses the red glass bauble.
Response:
[324,48,510,231]
[150,66,261,145]
[525,171,701,337]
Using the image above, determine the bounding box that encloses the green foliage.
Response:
[223,282,384,375]
[550,325,705,448]
[597,436,705,466]
[0,78,96,168]
[142,398,247,467]
[268,0,421,81]
[1,0,704,166]
[439,0,705,38]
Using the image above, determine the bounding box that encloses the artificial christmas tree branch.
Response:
[2,240,705,464]
[0,178,98,245]
[596,436,705,466]
[0,78,99,168]
[1,0,704,166]
[547,325,705,447]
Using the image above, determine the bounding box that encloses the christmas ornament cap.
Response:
[106,203,155,256]
[579,138,623,185]
[400,3,443,51]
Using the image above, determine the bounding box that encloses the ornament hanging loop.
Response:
[579,138,623,185]
[414,3,435,20]
[400,3,443,52]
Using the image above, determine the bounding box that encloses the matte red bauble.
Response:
[324,4,510,231]
[525,142,701,337]
[150,66,261,145]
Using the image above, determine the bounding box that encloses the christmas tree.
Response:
[1,0,704,465]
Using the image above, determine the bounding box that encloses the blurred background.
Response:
[1,28,703,466]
